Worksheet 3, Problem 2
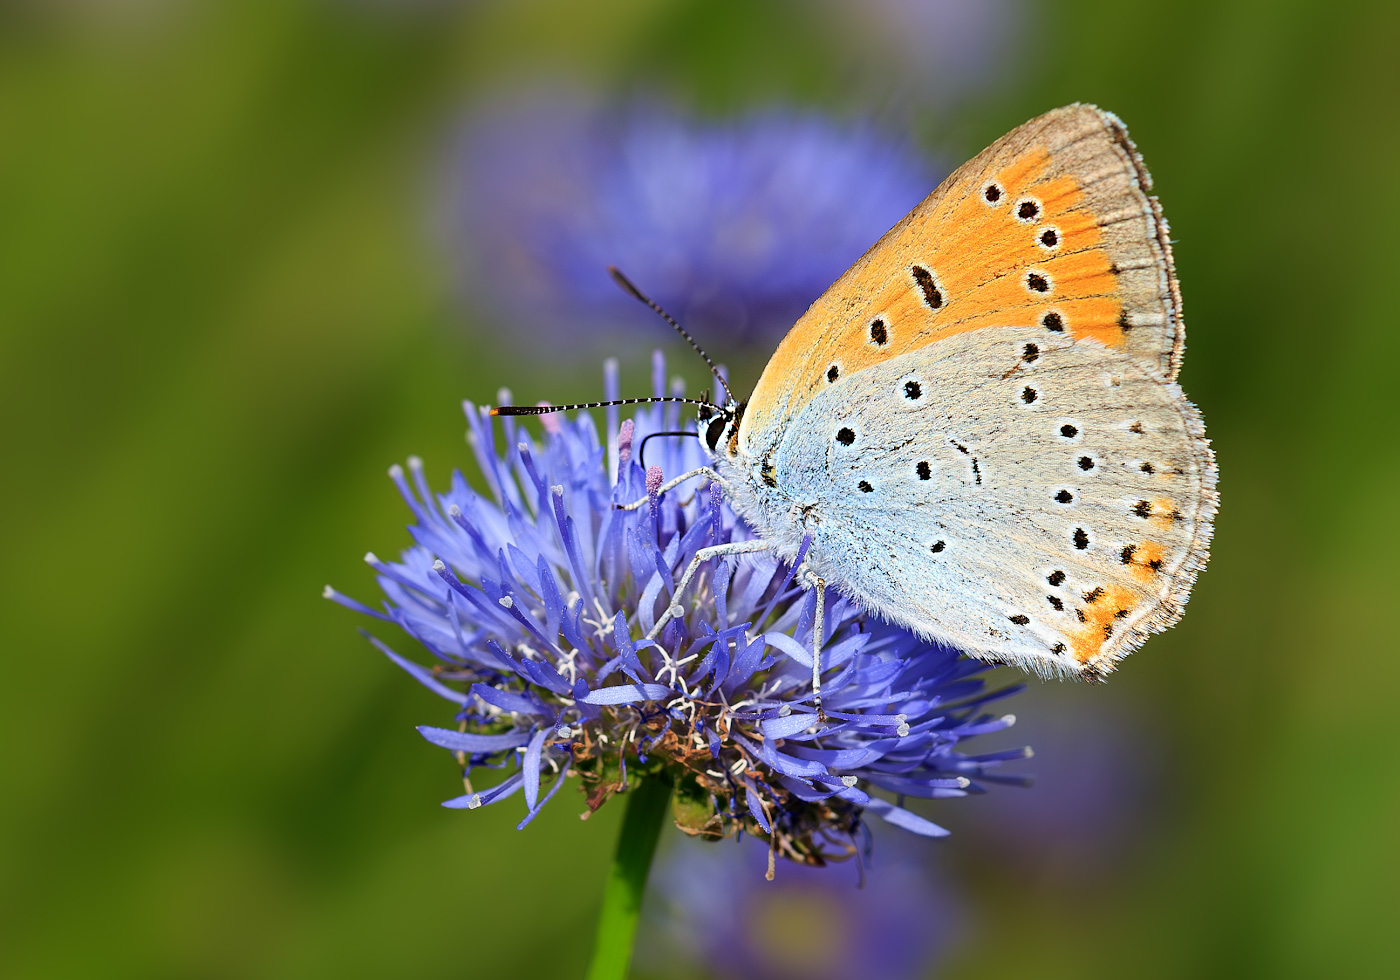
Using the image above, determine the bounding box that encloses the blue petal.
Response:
[516,757,573,829]
[761,631,812,667]
[744,784,772,834]
[364,634,468,705]
[865,797,950,837]
[417,726,531,752]
[581,683,673,705]
[523,728,548,810]
[471,683,549,717]
[441,770,524,809]
[759,712,820,739]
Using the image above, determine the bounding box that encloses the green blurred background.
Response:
[2,1,1397,977]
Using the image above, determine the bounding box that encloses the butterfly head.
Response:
[697,398,746,459]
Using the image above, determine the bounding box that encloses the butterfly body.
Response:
[703,104,1217,679]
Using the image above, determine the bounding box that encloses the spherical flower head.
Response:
[443,95,940,351]
[327,353,1027,863]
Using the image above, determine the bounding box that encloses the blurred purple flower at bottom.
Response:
[641,831,959,980]
[443,95,940,350]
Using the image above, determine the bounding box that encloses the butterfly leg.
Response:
[646,538,773,640]
[614,467,734,511]
[805,571,828,721]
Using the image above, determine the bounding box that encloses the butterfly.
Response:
[498,104,1218,695]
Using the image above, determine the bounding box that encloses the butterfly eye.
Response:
[983,182,1003,203]
[1015,197,1042,221]
[826,364,839,383]
[704,415,727,452]
[1041,311,1065,332]
[1072,527,1091,550]
[1038,227,1060,249]
[868,319,888,346]
[836,427,856,446]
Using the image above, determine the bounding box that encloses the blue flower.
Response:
[442,97,939,351]
[326,353,1027,861]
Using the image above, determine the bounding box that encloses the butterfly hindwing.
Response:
[770,329,1215,677]
[742,104,1183,461]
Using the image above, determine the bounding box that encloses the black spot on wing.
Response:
[911,266,943,309]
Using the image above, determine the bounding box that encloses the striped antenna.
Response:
[608,267,735,403]
[490,396,715,417]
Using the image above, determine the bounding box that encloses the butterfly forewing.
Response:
[742,103,1184,458]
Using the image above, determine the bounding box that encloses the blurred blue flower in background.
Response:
[641,829,961,980]
[327,353,1027,860]
[441,96,940,351]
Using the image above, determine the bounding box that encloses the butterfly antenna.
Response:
[608,266,736,403]
[491,396,713,417]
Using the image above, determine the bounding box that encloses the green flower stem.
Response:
[585,775,673,980]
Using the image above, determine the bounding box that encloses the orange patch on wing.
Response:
[1053,296,1124,346]
[1126,540,1166,583]
[1051,208,1106,242]
[1067,585,1139,663]
[1033,174,1084,212]
[1044,249,1117,289]
[1150,498,1181,530]
[995,147,1050,195]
